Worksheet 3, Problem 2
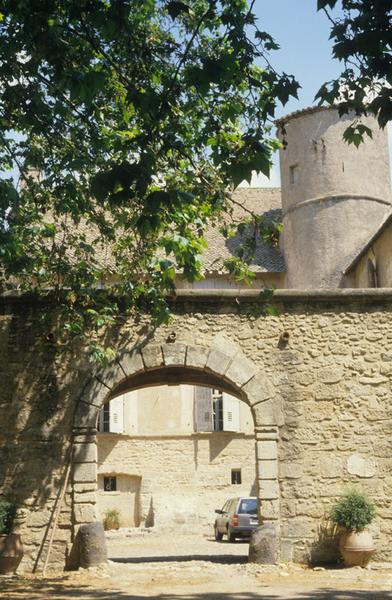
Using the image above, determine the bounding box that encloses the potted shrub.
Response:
[330,489,376,567]
[0,500,24,575]
[103,509,121,531]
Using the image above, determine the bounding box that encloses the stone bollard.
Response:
[248,523,279,564]
[78,522,108,568]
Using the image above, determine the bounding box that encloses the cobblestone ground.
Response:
[1,530,392,599]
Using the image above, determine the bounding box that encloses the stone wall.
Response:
[1,290,391,571]
[97,433,256,529]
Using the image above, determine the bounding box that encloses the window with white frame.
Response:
[194,387,240,432]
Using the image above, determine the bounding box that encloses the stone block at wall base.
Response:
[248,523,279,564]
[67,522,108,570]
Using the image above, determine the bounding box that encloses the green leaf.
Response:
[166,1,190,19]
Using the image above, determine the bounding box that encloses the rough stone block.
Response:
[78,522,107,568]
[73,492,97,504]
[117,350,144,377]
[259,500,280,520]
[283,518,314,539]
[257,459,278,480]
[242,373,273,405]
[185,345,209,369]
[73,442,97,464]
[248,523,279,564]
[73,503,97,524]
[259,480,279,500]
[73,483,97,493]
[162,343,187,367]
[347,453,376,478]
[95,362,124,392]
[252,398,284,427]
[79,378,109,407]
[206,347,235,376]
[73,462,97,484]
[141,345,164,369]
[74,401,99,429]
[280,539,294,562]
[225,354,258,388]
[280,462,303,479]
[257,441,278,461]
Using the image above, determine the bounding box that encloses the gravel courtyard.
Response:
[1,530,392,599]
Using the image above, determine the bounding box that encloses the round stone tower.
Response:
[277,106,392,288]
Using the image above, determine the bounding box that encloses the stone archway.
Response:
[72,337,281,561]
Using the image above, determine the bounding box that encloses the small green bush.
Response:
[0,501,16,535]
[330,490,376,533]
[103,508,120,531]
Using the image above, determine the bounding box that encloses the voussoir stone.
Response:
[224,353,258,388]
[185,345,209,369]
[74,401,99,429]
[242,373,273,405]
[162,343,187,367]
[141,344,164,369]
[79,378,109,407]
[95,361,125,391]
[117,349,144,377]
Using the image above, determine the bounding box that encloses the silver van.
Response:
[214,497,258,542]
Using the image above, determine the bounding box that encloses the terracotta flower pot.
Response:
[339,530,374,567]
[0,533,24,574]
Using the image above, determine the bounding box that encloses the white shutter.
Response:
[109,396,124,433]
[222,393,240,432]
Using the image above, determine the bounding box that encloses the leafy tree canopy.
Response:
[0,0,299,359]
[317,0,392,145]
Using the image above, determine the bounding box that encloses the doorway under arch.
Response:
[71,340,281,561]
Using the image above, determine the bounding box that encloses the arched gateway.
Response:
[72,337,281,562]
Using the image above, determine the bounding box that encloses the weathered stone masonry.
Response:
[0,289,391,571]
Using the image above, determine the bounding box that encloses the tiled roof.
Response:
[202,188,286,274]
[66,187,285,275]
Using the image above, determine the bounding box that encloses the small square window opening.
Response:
[104,476,117,491]
[231,469,242,485]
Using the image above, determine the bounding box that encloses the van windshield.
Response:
[238,499,258,515]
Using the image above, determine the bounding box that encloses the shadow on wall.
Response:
[0,298,156,571]
[0,304,93,570]
[145,497,155,528]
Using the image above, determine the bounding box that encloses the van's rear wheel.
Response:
[227,527,236,543]
[214,525,223,541]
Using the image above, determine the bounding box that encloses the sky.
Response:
[246,0,392,187]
